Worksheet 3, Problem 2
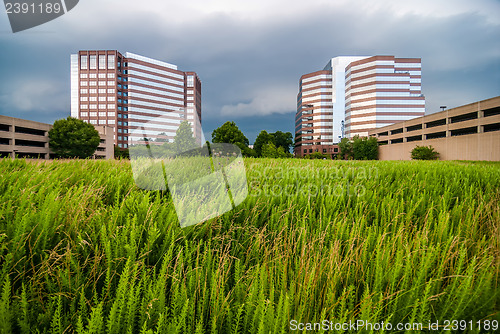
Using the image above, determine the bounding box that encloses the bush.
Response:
[305,152,328,159]
[411,145,439,160]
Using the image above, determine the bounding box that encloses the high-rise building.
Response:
[71,50,202,149]
[295,55,425,158]
[345,56,425,138]
[295,56,368,157]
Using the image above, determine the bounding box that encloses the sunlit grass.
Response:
[0,158,498,333]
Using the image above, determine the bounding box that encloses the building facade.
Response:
[0,115,114,159]
[71,51,202,149]
[345,56,425,138]
[295,55,424,158]
[369,96,500,161]
[295,56,367,158]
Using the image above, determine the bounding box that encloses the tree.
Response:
[155,132,169,142]
[352,136,378,160]
[254,130,293,157]
[49,117,100,158]
[211,121,249,146]
[253,130,274,156]
[261,142,290,158]
[338,137,353,160]
[174,121,197,153]
[272,131,293,153]
[411,145,439,160]
[114,146,130,159]
[235,142,257,158]
[338,136,378,160]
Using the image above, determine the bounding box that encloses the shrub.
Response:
[411,145,440,160]
[305,152,328,159]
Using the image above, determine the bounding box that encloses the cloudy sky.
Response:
[1,0,499,143]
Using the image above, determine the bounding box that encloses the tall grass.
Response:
[0,158,498,333]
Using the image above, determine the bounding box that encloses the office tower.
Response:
[295,55,425,157]
[71,50,202,148]
[295,56,368,157]
[345,56,425,138]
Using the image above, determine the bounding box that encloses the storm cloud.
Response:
[0,0,499,143]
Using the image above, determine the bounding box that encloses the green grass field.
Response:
[0,158,498,333]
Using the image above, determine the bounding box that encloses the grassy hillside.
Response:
[0,158,498,333]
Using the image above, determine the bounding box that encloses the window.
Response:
[118,136,122,140]
[99,55,106,69]
[89,55,96,69]
[90,120,97,124]
[80,55,88,69]
[89,73,97,78]
[107,55,115,69]
[80,81,88,86]
[118,128,122,133]
[98,104,106,109]
[89,89,97,94]
[107,81,114,86]
[98,81,106,86]
[99,97,106,101]
[80,96,88,101]
[90,105,97,109]
[107,73,115,78]
[99,112,106,116]
[108,96,115,102]
[80,112,88,117]
[80,89,88,94]
[89,81,97,86]
[90,112,97,116]
[108,120,115,125]
[98,89,106,94]
[108,104,115,109]
[80,73,88,79]
[98,73,106,78]
[187,75,194,87]
[107,88,115,94]
[89,96,97,102]
[80,105,88,109]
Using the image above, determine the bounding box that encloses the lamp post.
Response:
[440,106,447,112]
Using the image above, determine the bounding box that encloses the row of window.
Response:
[81,55,115,70]
[81,81,115,87]
[80,73,115,79]
[80,88,116,94]
[84,119,115,125]
[81,96,115,102]
[81,104,115,109]
[81,112,116,117]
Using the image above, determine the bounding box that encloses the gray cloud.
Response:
[0,0,499,142]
